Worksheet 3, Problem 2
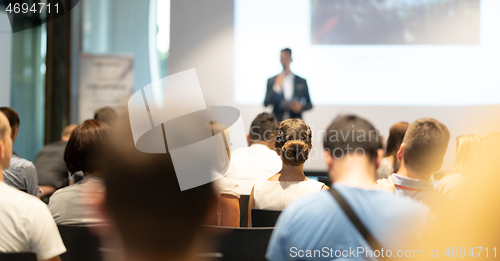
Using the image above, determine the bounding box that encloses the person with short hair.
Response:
[93,117,217,261]
[248,118,327,226]
[377,121,409,179]
[0,107,40,196]
[94,106,118,127]
[266,115,433,261]
[437,134,482,200]
[48,120,109,225]
[264,48,313,122]
[391,118,450,209]
[0,112,66,261]
[224,112,282,194]
[35,124,78,200]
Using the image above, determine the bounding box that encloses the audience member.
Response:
[210,121,240,227]
[0,107,40,196]
[376,121,409,179]
[266,115,433,261]
[35,124,78,200]
[94,117,217,261]
[212,177,240,227]
[48,120,109,225]
[391,118,450,210]
[248,119,327,226]
[224,112,282,194]
[436,134,482,200]
[0,112,66,261]
[94,106,118,127]
[426,132,500,258]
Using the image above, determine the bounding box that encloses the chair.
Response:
[239,195,250,227]
[317,176,332,188]
[202,226,274,261]
[251,209,281,227]
[0,253,37,261]
[57,225,102,261]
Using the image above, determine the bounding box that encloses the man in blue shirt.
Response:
[267,115,434,260]
[0,107,40,196]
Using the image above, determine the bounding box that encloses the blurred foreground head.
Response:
[426,132,500,259]
[323,115,381,161]
[453,134,482,175]
[99,116,215,260]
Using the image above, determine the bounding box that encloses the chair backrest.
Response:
[0,253,37,261]
[57,225,102,261]
[203,226,274,261]
[251,209,282,227]
[239,195,250,227]
[317,176,332,188]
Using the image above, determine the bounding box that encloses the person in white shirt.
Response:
[224,112,282,195]
[248,118,328,226]
[0,112,66,261]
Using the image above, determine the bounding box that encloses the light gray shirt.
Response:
[49,176,105,225]
[3,154,40,197]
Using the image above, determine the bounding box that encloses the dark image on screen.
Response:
[311,0,480,45]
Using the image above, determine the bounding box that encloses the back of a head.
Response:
[453,134,482,175]
[385,121,409,156]
[281,47,292,56]
[0,107,19,129]
[428,132,500,250]
[93,106,118,126]
[61,124,78,141]
[0,112,8,141]
[479,132,500,170]
[249,112,278,144]
[101,117,214,259]
[64,120,110,175]
[275,118,312,166]
[0,112,12,169]
[323,115,380,161]
[481,132,500,154]
[402,118,450,175]
[385,121,410,172]
[210,121,231,173]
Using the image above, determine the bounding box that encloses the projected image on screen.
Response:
[234,0,500,106]
[311,0,480,45]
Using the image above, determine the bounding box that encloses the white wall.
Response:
[168,0,500,172]
[0,11,12,107]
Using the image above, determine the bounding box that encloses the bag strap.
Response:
[329,186,389,260]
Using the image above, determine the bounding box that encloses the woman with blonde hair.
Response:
[209,121,241,227]
[248,119,328,226]
[436,134,482,200]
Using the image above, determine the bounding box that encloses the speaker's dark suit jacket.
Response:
[264,74,313,122]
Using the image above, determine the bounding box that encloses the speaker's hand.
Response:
[273,73,285,93]
[289,101,303,113]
